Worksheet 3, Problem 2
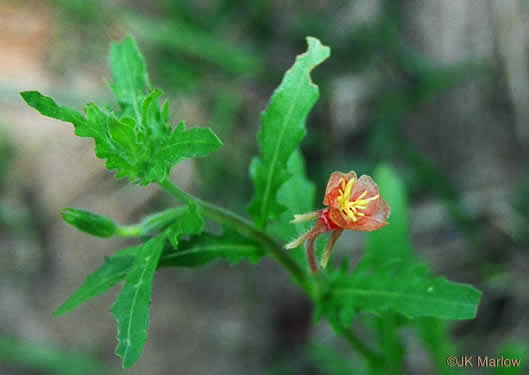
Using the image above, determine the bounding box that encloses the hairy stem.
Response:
[306,236,319,273]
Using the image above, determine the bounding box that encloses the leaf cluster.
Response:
[21,35,482,371]
[22,37,221,185]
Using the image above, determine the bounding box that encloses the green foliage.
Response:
[268,150,316,241]
[0,336,112,375]
[111,235,166,368]
[139,207,190,235]
[22,32,484,371]
[164,201,204,247]
[54,208,262,320]
[319,165,481,324]
[61,208,118,238]
[248,37,330,228]
[372,314,405,375]
[53,205,262,367]
[54,250,136,316]
[268,149,323,267]
[364,165,410,262]
[313,263,356,331]
[54,231,263,316]
[309,342,365,375]
[109,37,151,108]
[268,149,316,267]
[159,230,265,267]
[327,259,480,320]
[417,318,460,375]
[21,37,222,185]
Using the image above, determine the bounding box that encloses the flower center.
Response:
[337,178,379,222]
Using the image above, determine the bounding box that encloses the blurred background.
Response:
[1,0,528,374]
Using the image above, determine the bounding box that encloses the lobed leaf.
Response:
[111,235,166,368]
[156,122,223,165]
[20,93,221,185]
[248,37,329,228]
[21,36,222,185]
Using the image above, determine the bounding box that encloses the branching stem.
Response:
[158,178,382,367]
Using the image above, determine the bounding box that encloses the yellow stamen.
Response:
[336,178,379,222]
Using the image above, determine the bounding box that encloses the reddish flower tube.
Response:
[285,171,390,273]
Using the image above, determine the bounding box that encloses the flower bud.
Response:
[61,208,118,238]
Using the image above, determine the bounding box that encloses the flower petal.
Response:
[350,175,380,201]
[355,196,391,231]
[323,171,356,207]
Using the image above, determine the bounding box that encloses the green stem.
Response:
[159,179,314,296]
[117,225,143,237]
[158,178,382,365]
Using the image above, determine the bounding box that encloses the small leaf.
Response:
[20,92,99,140]
[54,246,139,315]
[365,164,411,263]
[140,207,188,235]
[160,230,264,267]
[268,149,316,267]
[108,116,137,154]
[20,91,88,132]
[156,121,223,164]
[109,36,150,109]
[141,89,164,138]
[248,37,330,228]
[165,201,205,248]
[161,99,169,124]
[61,208,118,238]
[111,235,166,368]
[268,150,316,242]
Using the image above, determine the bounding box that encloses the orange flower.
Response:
[285,171,390,273]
